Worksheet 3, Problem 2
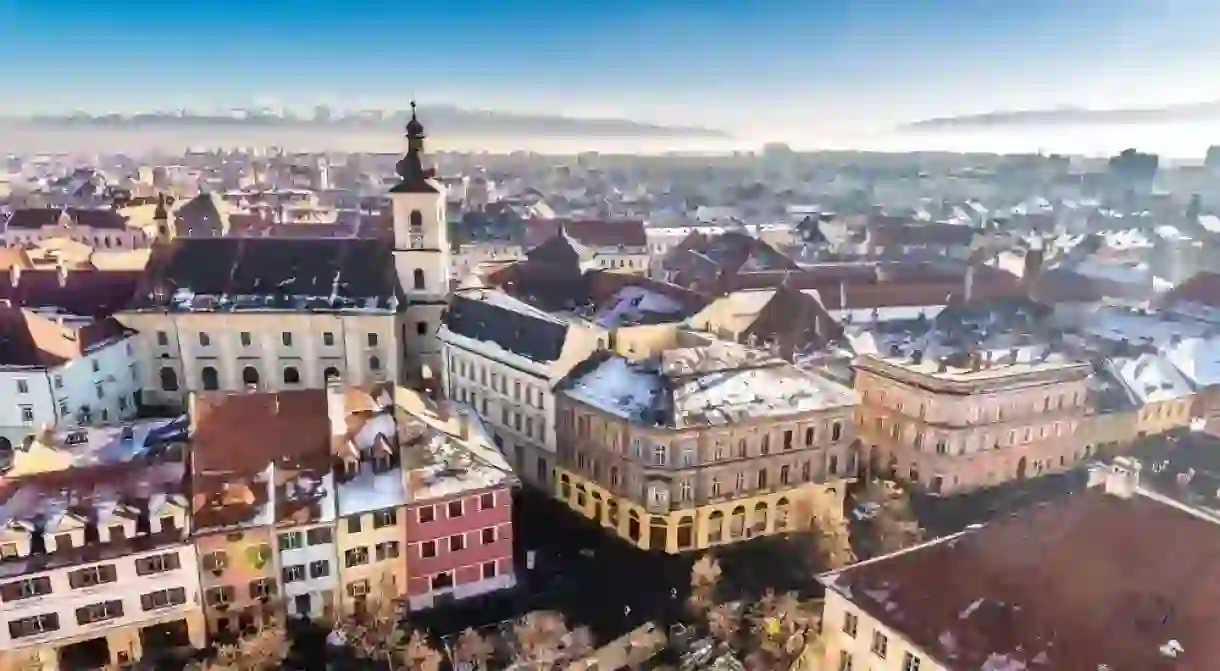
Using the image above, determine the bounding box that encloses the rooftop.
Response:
[133,237,402,313]
[822,487,1220,669]
[561,341,857,429]
[3,416,188,478]
[0,307,130,369]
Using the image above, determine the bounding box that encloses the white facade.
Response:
[391,184,450,378]
[439,330,558,488]
[0,544,203,658]
[0,332,139,447]
[275,522,338,619]
[116,312,398,406]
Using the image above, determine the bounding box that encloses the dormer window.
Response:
[135,512,151,535]
[84,523,99,545]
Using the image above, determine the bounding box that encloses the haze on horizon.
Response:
[3,0,1220,157]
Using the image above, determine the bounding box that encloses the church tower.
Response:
[389,102,449,379]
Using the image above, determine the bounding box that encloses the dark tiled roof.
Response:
[1124,430,1220,519]
[525,219,648,249]
[1158,271,1220,310]
[0,269,142,317]
[443,293,568,365]
[741,284,842,352]
[174,194,228,237]
[132,237,402,312]
[5,208,129,231]
[825,488,1220,670]
[869,222,978,247]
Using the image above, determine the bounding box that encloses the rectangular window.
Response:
[347,516,362,534]
[282,565,306,583]
[449,534,466,552]
[156,331,169,346]
[202,551,228,572]
[831,422,843,441]
[481,561,497,580]
[479,493,495,510]
[68,564,118,589]
[282,332,293,346]
[843,611,858,637]
[902,653,921,671]
[140,587,187,611]
[135,552,181,576]
[306,527,333,545]
[367,332,379,347]
[278,531,304,551]
[421,540,437,558]
[249,578,276,599]
[0,576,52,602]
[482,527,496,545]
[418,505,435,523]
[372,509,397,528]
[323,332,335,346]
[15,379,28,394]
[205,586,234,606]
[309,560,330,578]
[375,541,400,561]
[240,331,252,346]
[345,547,369,568]
[76,599,124,625]
[8,613,59,639]
[837,650,853,671]
[19,405,34,425]
[447,500,463,518]
[871,630,888,658]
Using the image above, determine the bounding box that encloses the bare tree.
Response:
[686,554,722,619]
[861,479,924,555]
[403,629,443,671]
[512,610,571,668]
[186,622,288,671]
[792,497,855,571]
[740,590,823,670]
[812,510,856,570]
[453,627,496,670]
[706,603,740,647]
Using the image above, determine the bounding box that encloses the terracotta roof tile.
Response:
[526,218,647,249]
[190,390,331,475]
[825,489,1220,669]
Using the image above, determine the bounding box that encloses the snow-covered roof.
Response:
[1109,353,1194,404]
[591,285,687,329]
[1166,337,1220,388]
[562,342,857,429]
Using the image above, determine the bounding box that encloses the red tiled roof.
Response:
[191,390,331,475]
[0,307,129,367]
[525,218,647,249]
[825,489,1220,670]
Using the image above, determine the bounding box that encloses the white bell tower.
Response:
[389,101,450,379]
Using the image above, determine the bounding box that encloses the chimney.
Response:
[964,265,975,303]
[326,375,346,437]
[937,357,948,373]
[9,264,19,287]
[56,264,69,288]
[1088,457,1141,498]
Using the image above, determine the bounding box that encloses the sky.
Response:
[3,0,1220,143]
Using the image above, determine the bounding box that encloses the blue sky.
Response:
[2,0,1218,136]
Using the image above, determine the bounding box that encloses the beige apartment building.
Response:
[854,345,1094,495]
[554,339,858,553]
[0,449,203,671]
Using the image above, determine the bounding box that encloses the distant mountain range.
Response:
[13,105,727,138]
[902,101,1220,130]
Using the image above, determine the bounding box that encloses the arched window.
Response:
[159,367,179,392]
[413,269,425,290]
[707,510,725,543]
[242,366,260,387]
[409,210,423,230]
[283,367,301,385]
[324,367,340,383]
[775,497,791,530]
[200,366,219,391]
